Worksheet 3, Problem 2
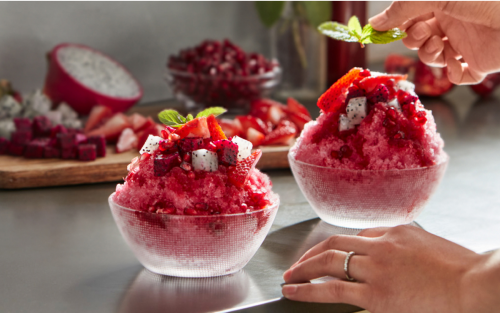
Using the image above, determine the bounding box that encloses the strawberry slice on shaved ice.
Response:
[289,68,448,228]
[109,107,279,277]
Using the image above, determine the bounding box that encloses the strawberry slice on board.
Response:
[235,115,270,135]
[228,149,262,188]
[84,105,113,133]
[317,67,363,114]
[116,128,138,153]
[217,118,241,137]
[128,113,148,132]
[261,121,297,146]
[86,112,131,142]
[207,114,227,141]
[287,97,311,118]
[246,127,265,147]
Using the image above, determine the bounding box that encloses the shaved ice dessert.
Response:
[109,108,279,277]
[289,68,448,228]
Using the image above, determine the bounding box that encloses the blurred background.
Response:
[0,1,410,104]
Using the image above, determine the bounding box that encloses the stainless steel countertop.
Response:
[1,85,500,313]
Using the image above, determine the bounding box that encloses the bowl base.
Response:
[317,213,415,229]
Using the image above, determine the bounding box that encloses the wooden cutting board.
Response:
[0,145,291,189]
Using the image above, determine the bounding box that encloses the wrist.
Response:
[460,250,500,313]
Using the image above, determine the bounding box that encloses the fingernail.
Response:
[425,37,440,53]
[412,23,430,40]
[283,269,292,281]
[282,284,297,297]
[368,13,388,28]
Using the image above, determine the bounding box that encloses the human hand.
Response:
[281,225,499,313]
[369,1,500,85]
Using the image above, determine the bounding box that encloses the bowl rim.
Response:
[164,65,282,81]
[288,149,449,173]
[108,192,280,218]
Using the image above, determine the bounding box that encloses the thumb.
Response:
[369,1,444,30]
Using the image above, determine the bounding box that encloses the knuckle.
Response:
[327,235,341,248]
[323,250,338,267]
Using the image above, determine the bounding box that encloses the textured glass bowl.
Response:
[288,150,449,229]
[164,66,281,112]
[109,193,279,277]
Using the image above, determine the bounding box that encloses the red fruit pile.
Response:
[218,97,312,147]
[83,105,164,153]
[167,39,280,109]
[0,116,104,161]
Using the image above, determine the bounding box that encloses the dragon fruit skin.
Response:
[231,136,253,161]
[139,134,162,155]
[87,135,106,157]
[154,152,181,177]
[213,139,238,166]
[0,138,9,154]
[78,144,97,161]
[192,149,218,172]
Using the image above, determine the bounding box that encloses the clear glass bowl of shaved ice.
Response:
[288,149,448,229]
[109,193,279,277]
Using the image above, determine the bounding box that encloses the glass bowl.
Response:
[108,193,279,277]
[288,149,449,229]
[164,66,281,113]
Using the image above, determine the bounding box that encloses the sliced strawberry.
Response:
[116,128,138,153]
[250,98,287,124]
[287,110,311,131]
[137,125,161,150]
[287,97,311,118]
[358,74,407,94]
[84,105,113,133]
[228,149,262,188]
[174,116,210,139]
[135,117,156,133]
[261,121,297,146]
[207,114,227,140]
[217,118,240,137]
[86,113,131,142]
[128,113,148,132]
[235,115,269,135]
[318,68,362,113]
[246,127,265,146]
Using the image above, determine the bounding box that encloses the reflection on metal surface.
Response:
[119,269,251,313]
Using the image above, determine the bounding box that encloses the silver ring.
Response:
[344,251,356,281]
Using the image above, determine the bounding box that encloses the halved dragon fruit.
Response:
[192,149,218,172]
[140,134,162,155]
[44,43,143,115]
[231,136,252,161]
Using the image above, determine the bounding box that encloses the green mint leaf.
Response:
[318,21,359,43]
[255,1,285,28]
[196,107,227,118]
[186,114,194,122]
[158,109,187,128]
[347,16,362,40]
[362,24,407,44]
[301,1,332,28]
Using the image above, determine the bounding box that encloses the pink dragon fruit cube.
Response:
[78,144,96,161]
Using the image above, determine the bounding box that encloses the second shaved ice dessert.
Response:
[289,68,448,228]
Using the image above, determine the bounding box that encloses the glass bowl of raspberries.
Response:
[109,108,279,277]
[165,39,281,113]
[288,68,449,229]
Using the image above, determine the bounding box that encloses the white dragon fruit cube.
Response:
[346,97,367,126]
[338,114,354,132]
[192,149,218,172]
[0,95,22,120]
[24,90,51,115]
[231,135,252,161]
[387,98,402,112]
[0,119,15,139]
[56,102,78,121]
[139,134,162,155]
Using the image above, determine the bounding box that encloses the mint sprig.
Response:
[158,107,227,128]
[318,16,407,48]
